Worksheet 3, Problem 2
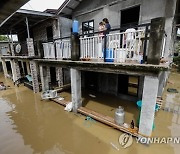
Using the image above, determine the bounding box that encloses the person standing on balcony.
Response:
[98,22,106,36]
[98,22,106,58]
[103,18,111,35]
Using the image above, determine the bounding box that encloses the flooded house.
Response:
[0,9,72,91]
[1,0,180,139]
[33,0,179,138]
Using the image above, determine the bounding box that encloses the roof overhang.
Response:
[57,0,82,18]
[0,9,55,35]
[0,0,29,24]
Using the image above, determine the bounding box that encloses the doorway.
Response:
[121,5,140,28]
[84,71,98,91]
[46,26,53,41]
[118,75,139,96]
[50,67,57,86]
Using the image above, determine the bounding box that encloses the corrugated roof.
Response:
[0,0,29,24]
[57,0,83,17]
[0,9,55,35]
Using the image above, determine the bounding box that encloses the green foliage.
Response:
[0,35,8,41]
[173,56,180,72]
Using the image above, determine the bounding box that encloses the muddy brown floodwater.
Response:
[0,71,180,154]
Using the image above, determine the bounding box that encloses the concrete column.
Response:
[10,59,21,82]
[30,61,39,93]
[71,68,82,112]
[47,66,51,85]
[56,67,63,87]
[138,76,159,137]
[158,71,169,97]
[1,59,8,77]
[27,38,35,57]
[147,17,165,65]
[26,61,31,75]
[40,65,50,91]
[10,43,15,56]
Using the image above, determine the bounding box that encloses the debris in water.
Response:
[41,90,58,100]
[0,82,6,90]
[64,102,73,112]
[83,116,96,128]
[89,94,96,98]
[110,142,119,151]
[130,120,135,129]
[58,97,64,101]
[167,88,178,93]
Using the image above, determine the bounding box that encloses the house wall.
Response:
[0,42,10,55]
[71,0,177,99]
[58,17,72,38]
[32,17,72,41]
[32,18,56,41]
[73,0,166,31]
[72,0,177,58]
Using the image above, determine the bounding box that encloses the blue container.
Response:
[136,100,158,130]
[72,20,79,33]
[137,100,159,111]
[104,49,114,62]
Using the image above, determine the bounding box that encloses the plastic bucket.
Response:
[104,49,114,62]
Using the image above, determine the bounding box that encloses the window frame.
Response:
[82,20,94,37]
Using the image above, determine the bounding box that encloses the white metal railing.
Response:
[80,30,145,63]
[43,40,71,59]
[55,39,71,59]
[80,35,104,59]
[43,42,55,58]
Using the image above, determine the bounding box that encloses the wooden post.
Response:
[71,33,80,61]
[147,17,165,65]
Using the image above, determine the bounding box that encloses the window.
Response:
[82,20,94,36]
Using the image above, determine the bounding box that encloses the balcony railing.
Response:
[42,39,71,59]
[43,42,55,58]
[1,40,39,57]
[41,23,168,65]
[80,30,145,63]
[55,39,71,59]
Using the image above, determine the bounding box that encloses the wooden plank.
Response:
[77,107,139,137]
[51,98,69,106]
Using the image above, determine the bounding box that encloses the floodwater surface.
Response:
[0,72,180,154]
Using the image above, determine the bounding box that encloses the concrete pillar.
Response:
[40,65,50,91]
[10,43,15,56]
[1,59,8,77]
[138,76,159,137]
[30,61,39,93]
[26,61,31,75]
[27,38,35,57]
[147,17,165,65]
[71,68,82,112]
[56,67,63,87]
[10,59,21,82]
[158,71,169,97]
[164,0,177,58]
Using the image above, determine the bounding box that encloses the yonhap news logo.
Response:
[118,133,180,149]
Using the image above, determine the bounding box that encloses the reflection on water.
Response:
[0,72,180,154]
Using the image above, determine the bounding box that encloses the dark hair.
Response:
[99,22,104,25]
[103,18,109,23]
